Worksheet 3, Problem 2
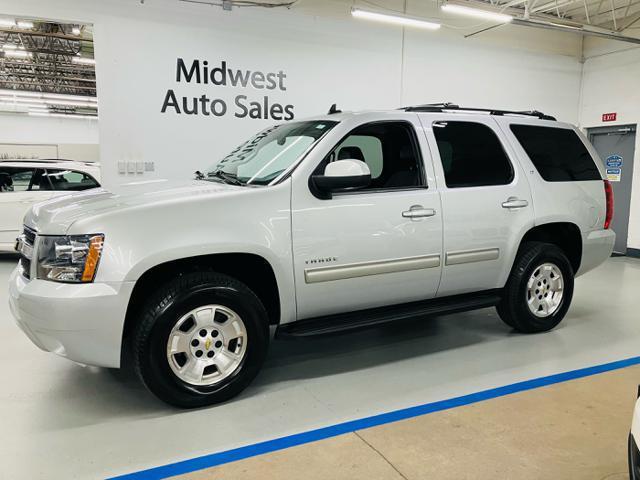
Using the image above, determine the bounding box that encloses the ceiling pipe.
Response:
[511,17,640,43]
[443,0,640,44]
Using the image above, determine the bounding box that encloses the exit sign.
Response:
[602,112,617,122]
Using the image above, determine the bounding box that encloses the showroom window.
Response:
[510,124,601,182]
[44,169,100,191]
[433,121,514,188]
[0,167,34,192]
[326,121,425,191]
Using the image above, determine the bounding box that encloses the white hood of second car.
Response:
[25,179,244,235]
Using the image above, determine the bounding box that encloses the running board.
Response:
[276,290,502,338]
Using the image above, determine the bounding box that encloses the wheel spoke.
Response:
[180,359,206,384]
[218,317,244,341]
[195,307,214,328]
[168,331,191,354]
[215,349,238,371]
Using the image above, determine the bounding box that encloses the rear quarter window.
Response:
[510,125,601,182]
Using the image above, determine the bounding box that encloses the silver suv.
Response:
[9,104,615,407]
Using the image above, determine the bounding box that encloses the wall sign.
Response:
[605,154,623,168]
[602,112,617,122]
[161,58,295,121]
[606,167,622,182]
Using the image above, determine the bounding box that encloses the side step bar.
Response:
[276,290,502,339]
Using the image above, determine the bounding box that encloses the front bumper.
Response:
[8,266,134,368]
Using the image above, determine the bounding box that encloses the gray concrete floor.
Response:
[0,256,638,479]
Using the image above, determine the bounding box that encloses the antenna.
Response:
[328,104,341,114]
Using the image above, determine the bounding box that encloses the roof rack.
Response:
[402,103,556,121]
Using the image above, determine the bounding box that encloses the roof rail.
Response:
[0,158,100,167]
[402,103,556,121]
[0,158,96,164]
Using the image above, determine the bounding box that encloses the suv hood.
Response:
[25,179,244,234]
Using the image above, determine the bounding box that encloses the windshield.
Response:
[207,120,338,186]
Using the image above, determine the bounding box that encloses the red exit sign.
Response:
[602,112,617,122]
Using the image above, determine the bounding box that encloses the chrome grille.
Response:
[16,226,36,280]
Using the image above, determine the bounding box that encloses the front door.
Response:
[588,125,636,253]
[291,118,443,319]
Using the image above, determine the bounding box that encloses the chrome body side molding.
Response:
[304,254,441,284]
[445,248,500,266]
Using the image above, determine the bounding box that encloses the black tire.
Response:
[132,271,269,408]
[497,241,574,333]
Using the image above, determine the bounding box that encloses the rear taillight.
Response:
[604,180,614,229]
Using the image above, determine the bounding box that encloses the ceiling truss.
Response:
[0,19,96,118]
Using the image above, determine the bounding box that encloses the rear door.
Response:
[419,114,535,296]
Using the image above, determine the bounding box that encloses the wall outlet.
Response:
[144,161,155,172]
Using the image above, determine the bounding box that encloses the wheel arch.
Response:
[517,222,582,274]
[121,252,281,364]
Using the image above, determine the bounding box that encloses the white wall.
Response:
[4,0,585,187]
[580,37,640,249]
[0,113,98,145]
[0,113,99,161]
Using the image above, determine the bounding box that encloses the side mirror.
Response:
[311,159,371,198]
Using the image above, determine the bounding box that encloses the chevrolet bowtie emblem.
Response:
[205,338,212,350]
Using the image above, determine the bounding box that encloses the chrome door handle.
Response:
[501,197,529,209]
[402,205,436,218]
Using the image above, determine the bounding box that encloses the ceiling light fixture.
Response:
[4,50,32,58]
[16,20,34,29]
[29,111,98,120]
[0,89,98,103]
[549,21,582,30]
[1,97,97,108]
[72,57,96,65]
[351,8,441,30]
[441,4,513,22]
[72,26,81,35]
[0,101,46,109]
[0,18,15,27]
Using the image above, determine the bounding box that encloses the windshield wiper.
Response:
[207,170,244,186]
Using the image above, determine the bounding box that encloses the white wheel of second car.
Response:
[526,262,564,318]
[166,304,248,386]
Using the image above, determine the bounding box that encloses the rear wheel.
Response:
[497,242,574,333]
[132,271,269,408]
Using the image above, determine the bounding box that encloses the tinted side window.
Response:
[0,167,35,192]
[510,125,601,181]
[327,122,425,190]
[45,169,99,191]
[433,121,513,188]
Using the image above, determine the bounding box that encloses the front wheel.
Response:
[132,272,269,408]
[497,242,574,333]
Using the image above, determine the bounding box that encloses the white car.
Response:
[9,105,615,407]
[0,159,101,252]
[630,395,640,479]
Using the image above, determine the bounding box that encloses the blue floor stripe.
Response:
[109,355,640,480]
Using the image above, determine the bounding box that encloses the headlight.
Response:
[37,234,104,283]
